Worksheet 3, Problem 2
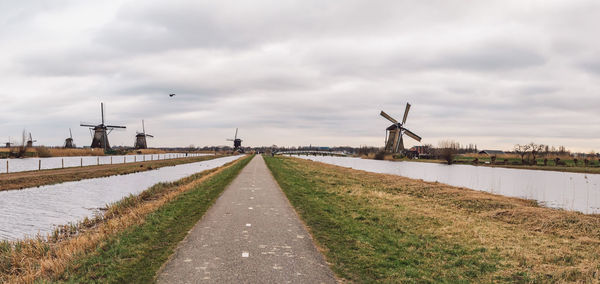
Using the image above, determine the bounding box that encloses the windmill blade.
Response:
[234,128,238,140]
[106,125,126,129]
[80,123,97,127]
[402,103,411,124]
[395,135,404,153]
[146,134,154,138]
[226,139,234,141]
[101,102,105,125]
[142,120,145,134]
[69,128,73,139]
[380,111,398,124]
[403,128,422,142]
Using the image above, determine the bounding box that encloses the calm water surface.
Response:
[296,155,600,214]
[0,155,241,240]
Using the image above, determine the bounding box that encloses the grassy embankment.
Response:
[265,155,600,282]
[0,154,226,191]
[0,155,253,283]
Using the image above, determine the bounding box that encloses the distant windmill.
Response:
[64,128,75,148]
[26,132,37,148]
[80,102,126,150]
[226,128,243,152]
[380,103,422,153]
[4,137,11,148]
[134,120,154,149]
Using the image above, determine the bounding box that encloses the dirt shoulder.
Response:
[0,155,225,191]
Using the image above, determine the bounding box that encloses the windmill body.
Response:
[226,128,243,152]
[80,103,126,150]
[64,128,75,148]
[380,103,422,154]
[26,133,36,148]
[134,120,154,149]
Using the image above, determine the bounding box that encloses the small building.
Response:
[479,150,505,156]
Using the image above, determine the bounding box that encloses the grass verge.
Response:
[0,155,252,283]
[265,155,600,282]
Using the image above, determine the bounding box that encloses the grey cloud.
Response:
[2,1,600,151]
[430,44,546,71]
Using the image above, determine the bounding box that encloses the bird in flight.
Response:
[169,94,176,97]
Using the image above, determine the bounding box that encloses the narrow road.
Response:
[157,155,336,283]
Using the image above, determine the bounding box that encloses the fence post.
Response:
[62,158,64,169]
[39,159,41,170]
[134,156,137,162]
[124,156,126,164]
[143,155,145,162]
[6,160,8,173]
[97,157,100,165]
[111,156,113,165]
[81,158,83,167]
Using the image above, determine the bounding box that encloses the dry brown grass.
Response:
[44,148,106,157]
[0,156,246,283]
[285,157,600,282]
[126,148,167,155]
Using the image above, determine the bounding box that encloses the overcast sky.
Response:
[0,1,599,151]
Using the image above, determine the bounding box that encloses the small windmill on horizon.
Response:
[226,128,243,152]
[134,120,154,149]
[26,132,37,148]
[380,103,422,153]
[64,128,75,148]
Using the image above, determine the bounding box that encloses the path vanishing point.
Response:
[157,155,337,283]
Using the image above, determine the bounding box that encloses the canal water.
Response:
[0,155,241,240]
[0,153,209,173]
[295,156,600,214]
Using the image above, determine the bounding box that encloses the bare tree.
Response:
[514,144,531,164]
[528,143,545,165]
[10,130,28,158]
[438,140,460,165]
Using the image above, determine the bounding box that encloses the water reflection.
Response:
[296,156,600,214]
[0,155,241,240]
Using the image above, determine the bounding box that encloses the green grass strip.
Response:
[264,156,501,283]
[57,155,253,283]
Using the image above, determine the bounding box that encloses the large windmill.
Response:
[80,102,126,150]
[64,128,75,148]
[134,120,154,149]
[226,128,243,152]
[26,132,37,148]
[380,103,422,153]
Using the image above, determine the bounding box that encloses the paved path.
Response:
[157,155,336,283]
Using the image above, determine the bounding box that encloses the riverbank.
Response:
[0,154,225,191]
[0,155,252,283]
[265,156,600,282]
